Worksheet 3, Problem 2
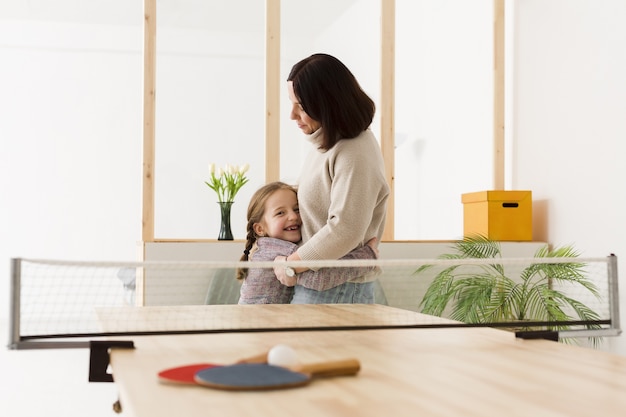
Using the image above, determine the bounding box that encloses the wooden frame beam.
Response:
[493,0,505,189]
[265,0,281,182]
[142,0,156,244]
[380,0,395,241]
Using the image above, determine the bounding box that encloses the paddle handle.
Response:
[297,359,361,378]
[236,350,269,364]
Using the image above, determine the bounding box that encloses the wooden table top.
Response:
[106,304,626,417]
[97,303,453,333]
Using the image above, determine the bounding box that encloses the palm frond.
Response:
[479,279,520,323]
[529,287,568,321]
[449,276,499,322]
[419,267,459,316]
[414,253,464,274]
[456,235,501,257]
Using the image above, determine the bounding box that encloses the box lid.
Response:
[461,190,532,204]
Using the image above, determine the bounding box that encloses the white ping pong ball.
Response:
[267,344,299,367]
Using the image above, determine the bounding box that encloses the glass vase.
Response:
[218,201,234,240]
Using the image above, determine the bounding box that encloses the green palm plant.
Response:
[417,235,602,344]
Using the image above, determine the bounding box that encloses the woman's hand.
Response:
[273,256,297,287]
[366,237,379,258]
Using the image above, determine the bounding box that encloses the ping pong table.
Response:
[101,304,626,416]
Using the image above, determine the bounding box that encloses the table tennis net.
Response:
[8,255,620,349]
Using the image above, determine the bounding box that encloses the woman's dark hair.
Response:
[287,53,375,150]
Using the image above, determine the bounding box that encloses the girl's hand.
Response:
[273,256,297,287]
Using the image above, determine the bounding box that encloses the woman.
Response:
[274,53,390,304]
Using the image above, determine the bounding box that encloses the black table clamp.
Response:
[88,340,135,383]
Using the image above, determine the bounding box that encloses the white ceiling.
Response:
[0,0,141,26]
[0,0,357,34]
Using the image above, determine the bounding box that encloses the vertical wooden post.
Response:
[139,0,157,305]
[265,0,281,182]
[493,0,505,189]
[142,0,156,244]
[380,0,395,241]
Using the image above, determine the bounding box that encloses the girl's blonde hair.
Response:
[236,181,298,280]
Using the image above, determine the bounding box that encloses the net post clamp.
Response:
[514,330,559,342]
[88,340,135,382]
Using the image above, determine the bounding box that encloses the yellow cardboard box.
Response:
[461,190,532,241]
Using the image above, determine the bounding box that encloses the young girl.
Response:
[237,181,378,304]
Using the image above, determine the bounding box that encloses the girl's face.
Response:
[288,81,321,134]
[254,188,302,243]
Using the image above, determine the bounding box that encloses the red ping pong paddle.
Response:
[158,363,219,385]
[157,351,271,385]
[193,358,361,391]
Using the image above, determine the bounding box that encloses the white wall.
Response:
[394,0,494,239]
[0,19,143,267]
[0,17,142,416]
[512,0,626,354]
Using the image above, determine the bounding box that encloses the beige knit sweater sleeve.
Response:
[296,129,390,263]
